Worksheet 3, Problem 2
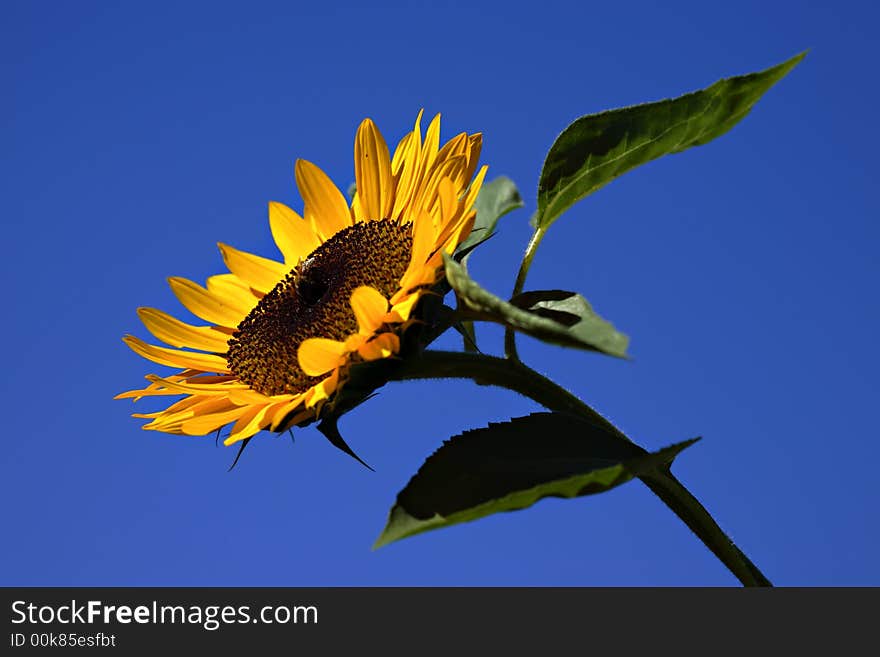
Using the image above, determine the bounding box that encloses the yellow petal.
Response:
[217,242,287,295]
[275,408,312,432]
[268,201,321,265]
[140,395,218,426]
[434,173,478,249]
[430,210,477,267]
[205,274,260,310]
[354,118,393,222]
[395,113,442,219]
[392,109,423,174]
[435,132,469,164]
[146,396,236,429]
[123,335,230,373]
[462,133,483,184]
[412,154,466,218]
[462,164,489,217]
[343,332,367,352]
[350,285,389,334]
[422,113,442,172]
[263,400,302,432]
[350,192,364,223]
[179,373,237,382]
[168,276,245,327]
[390,111,425,219]
[223,404,273,445]
[128,375,240,399]
[116,386,181,400]
[295,159,351,239]
[357,332,400,361]
[408,208,436,268]
[143,374,248,395]
[297,338,347,376]
[161,395,210,412]
[132,411,165,419]
[269,396,310,431]
[394,267,436,303]
[137,307,230,353]
[437,177,458,226]
[180,404,249,436]
[390,290,424,320]
[115,371,196,400]
[390,131,413,177]
[144,422,187,435]
[226,388,276,405]
[305,369,340,409]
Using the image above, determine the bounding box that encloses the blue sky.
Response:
[2,0,877,586]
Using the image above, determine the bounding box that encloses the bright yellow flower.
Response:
[117,112,486,446]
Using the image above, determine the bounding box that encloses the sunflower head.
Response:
[117,112,486,446]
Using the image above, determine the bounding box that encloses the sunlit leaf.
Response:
[443,254,628,357]
[535,52,806,230]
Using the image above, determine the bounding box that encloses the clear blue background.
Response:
[3,0,877,586]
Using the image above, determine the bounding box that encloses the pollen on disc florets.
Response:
[226,219,414,397]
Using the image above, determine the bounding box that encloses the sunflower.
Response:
[117,111,486,446]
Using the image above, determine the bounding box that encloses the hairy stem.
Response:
[505,226,547,360]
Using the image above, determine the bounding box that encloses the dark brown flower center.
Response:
[227,219,413,396]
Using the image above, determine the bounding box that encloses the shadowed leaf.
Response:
[456,176,524,258]
[376,412,698,548]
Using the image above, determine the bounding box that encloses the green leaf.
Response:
[375,412,698,548]
[456,176,524,258]
[535,52,806,230]
[443,253,629,357]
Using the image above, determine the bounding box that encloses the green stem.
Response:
[505,226,547,360]
[640,470,771,586]
[393,350,771,587]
